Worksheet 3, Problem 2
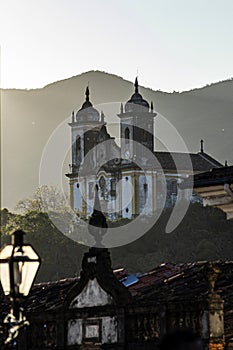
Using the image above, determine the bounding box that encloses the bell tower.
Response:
[118,78,156,161]
[69,86,103,171]
[67,87,103,215]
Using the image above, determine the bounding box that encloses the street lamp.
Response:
[0,230,41,344]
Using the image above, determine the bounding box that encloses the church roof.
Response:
[153,151,223,172]
[98,151,222,174]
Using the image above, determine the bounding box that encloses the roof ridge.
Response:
[198,151,223,167]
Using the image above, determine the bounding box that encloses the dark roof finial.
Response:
[134,77,139,93]
[120,102,124,114]
[85,86,90,102]
[200,139,204,153]
[225,160,228,167]
[88,184,108,247]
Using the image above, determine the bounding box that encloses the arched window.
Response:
[76,137,81,163]
[76,137,81,152]
[125,127,130,144]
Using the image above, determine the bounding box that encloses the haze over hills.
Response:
[1,70,233,210]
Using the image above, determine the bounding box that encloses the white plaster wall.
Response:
[106,178,118,220]
[115,181,120,217]
[139,174,153,215]
[73,181,83,211]
[67,319,82,345]
[86,176,96,216]
[69,278,113,308]
[102,316,118,344]
[122,175,133,218]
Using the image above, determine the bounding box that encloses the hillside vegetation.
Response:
[1,203,233,282]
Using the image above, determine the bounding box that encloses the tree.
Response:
[15,185,69,214]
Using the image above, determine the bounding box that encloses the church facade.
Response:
[66,79,222,219]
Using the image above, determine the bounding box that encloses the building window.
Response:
[77,183,79,188]
[125,127,130,144]
[125,177,128,181]
[171,180,177,195]
[110,179,116,197]
[126,208,129,213]
[89,182,94,199]
[99,176,106,198]
[76,137,81,163]
[83,319,101,343]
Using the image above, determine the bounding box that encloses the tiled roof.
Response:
[153,151,222,172]
[100,152,222,174]
[184,165,233,188]
[1,261,232,311]
[66,150,222,176]
[1,261,233,341]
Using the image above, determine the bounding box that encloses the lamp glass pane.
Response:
[20,261,40,295]
[14,245,40,296]
[0,245,13,295]
[0,244,40,297]
[0,264,11,295]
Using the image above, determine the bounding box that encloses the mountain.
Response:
[1,70,233,210]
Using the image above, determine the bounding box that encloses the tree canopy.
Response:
[15,185,69,213]
[1,203,233,282]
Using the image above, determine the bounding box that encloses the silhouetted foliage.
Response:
[1,203,233,282]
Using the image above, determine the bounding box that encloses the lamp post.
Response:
[0,230,41,345]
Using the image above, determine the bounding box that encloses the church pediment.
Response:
[69,277,113,308]
[65,248,132,310]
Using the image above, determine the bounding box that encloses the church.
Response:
[66,78,222,219]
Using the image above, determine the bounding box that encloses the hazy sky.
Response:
[1,0,233,91]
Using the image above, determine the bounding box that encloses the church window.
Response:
[171,180,177,195]
[84,131,96,155]
[76,137,81,163]
[89,182,94,199]
[125,177,129,181]
[77,183,79,188]
[110,179,116,197]
[126,208,129,213]
[99,176,106,197]
[125,127,130,144]
[83,319,101,342]
[143,183,148,192]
